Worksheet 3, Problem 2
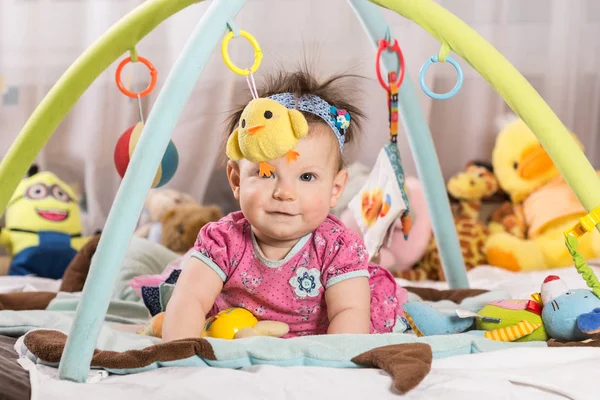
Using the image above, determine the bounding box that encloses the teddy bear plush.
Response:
[133,188,222,254]
[159,203,222,254]
[134,188,198,242]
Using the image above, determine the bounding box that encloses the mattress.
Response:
[4,265,600,400]
[0,335,30,400]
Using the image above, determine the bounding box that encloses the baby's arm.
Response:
[162,257,223,342]
[325,277,371,334]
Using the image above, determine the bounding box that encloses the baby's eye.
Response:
[259,171,274,179]
[300,173,315,182]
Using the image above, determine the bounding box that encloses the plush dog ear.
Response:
[577,309,600,335]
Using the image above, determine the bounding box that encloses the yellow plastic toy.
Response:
[226,98,309,177]
[485,118,600,271]
[220,29,263,76]
[0,165,90,279]
[142,307,290,340]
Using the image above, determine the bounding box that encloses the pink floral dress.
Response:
[188,212,406,337]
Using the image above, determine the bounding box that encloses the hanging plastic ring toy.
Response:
[115,56,158,99]
[221,30,263,76]
[419,55,464,100]
[376,38,405,91]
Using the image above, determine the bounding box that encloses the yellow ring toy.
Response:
[221,30,263,76]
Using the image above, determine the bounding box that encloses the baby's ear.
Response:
[226,129,243,160]
[288,110,309,139]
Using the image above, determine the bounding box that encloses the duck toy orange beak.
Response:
[247,124,265,135]
[517,143,555,180]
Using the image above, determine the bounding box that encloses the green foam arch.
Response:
[0,0,201,216]
[373,0,600,216]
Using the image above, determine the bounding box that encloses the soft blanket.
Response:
[4,293,600,395]
[17,328,549,393]
[2,308,550,394]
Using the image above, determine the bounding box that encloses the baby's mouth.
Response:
[268,211,297,217]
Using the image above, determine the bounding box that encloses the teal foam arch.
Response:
[57,0,249,382]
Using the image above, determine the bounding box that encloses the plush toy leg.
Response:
[485,232,545,271]
[259,162,275,177]
[533,219,599,269]
[403,302,474,336]
[483,320,541,342]
[285,150,299,163]
[488,219,600,271]
[577,308,600,335]
[542,220,600,267]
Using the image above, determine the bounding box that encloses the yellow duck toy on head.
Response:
[0,165,90,279]
[484,116,600,271]
[226,98,309,177]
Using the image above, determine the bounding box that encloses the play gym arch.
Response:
[0,0,597,383]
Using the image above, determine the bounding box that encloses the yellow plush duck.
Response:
[226,98,309,177]
[484,117,600,271]
[0,165,90,279]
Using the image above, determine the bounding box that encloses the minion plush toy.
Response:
[0,165,90,279]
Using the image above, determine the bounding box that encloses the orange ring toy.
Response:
[115,56,158,98]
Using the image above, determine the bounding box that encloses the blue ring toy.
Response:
[419,55,464,100]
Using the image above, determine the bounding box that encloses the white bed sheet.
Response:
[11,265,600,399]
[397,264,600,299]
[0,275,61,294]
[18,346,600,400]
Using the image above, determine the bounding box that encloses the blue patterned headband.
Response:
[268,92,351,152]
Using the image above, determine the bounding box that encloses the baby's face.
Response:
[229,124,347,244]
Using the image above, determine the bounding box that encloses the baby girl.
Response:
[162,69,408,341]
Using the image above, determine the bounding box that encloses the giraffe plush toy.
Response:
[401,161,499,281]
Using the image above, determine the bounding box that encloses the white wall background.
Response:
[1,0,599,233]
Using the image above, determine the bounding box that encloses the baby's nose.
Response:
[273,182,296,202]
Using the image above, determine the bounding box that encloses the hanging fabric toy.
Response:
[348,40,412,259]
